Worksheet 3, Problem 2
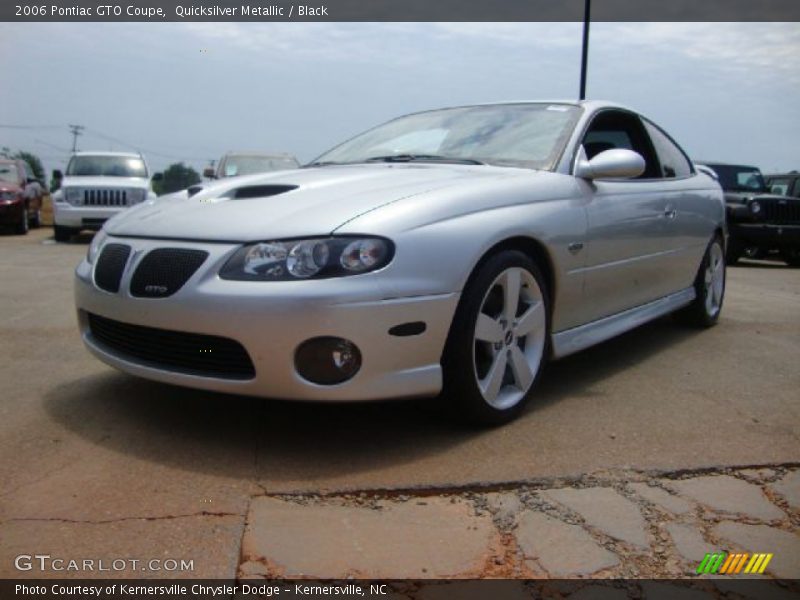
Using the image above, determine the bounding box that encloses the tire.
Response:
[726,236,743,266]
[676,235,725,328]
[54,224,75,242]
[440,250,549,426]
[29,208,41,228]
[15,205,29,235]
[782,248,800,267]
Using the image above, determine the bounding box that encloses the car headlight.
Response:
[86,229,108,264]
[65,188,82,205]
[750,200,761,215]
[220,237,393,281]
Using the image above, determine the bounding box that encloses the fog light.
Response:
[295,337,362,385]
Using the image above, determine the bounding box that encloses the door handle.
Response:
[664,208,677,220]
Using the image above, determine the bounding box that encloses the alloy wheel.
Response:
[704,242,724,317]
[472,267,546,410]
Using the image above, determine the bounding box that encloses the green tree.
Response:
[153,162,201,195]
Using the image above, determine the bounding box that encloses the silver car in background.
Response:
[74,101,725,425]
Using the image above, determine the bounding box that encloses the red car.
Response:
[0,159,44,234]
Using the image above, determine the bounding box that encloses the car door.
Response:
[577,110,675,322]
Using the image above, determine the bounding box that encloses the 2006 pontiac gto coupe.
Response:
[75,101,726,424]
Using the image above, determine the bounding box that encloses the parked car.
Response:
[0,159,45,234]
[75,101,725,425]
[51,152,160,242]
[203,152,299,180]
[766,171,800,198]
[701,162,800,266]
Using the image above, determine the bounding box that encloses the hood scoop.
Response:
[227,184,298,199]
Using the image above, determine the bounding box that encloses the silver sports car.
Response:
[74,101,726,424]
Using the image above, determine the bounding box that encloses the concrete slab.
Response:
[515,511,619,576]
[713,522,800,579]
[770,470,800,509]
[665,523,709,563]
[669,476,785,521]
[542,487,649,548]
[239,497,496,578]
[629,483,694,515]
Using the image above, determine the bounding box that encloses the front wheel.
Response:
[15,205,29,235]
[441,251,549,426]
[676,236,725,328]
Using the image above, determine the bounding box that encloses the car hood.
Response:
[0,182,22,193]
[105,164,522,241]
[62,176,151,189]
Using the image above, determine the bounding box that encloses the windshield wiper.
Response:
[364,154,484,165]
[303,161,342,168]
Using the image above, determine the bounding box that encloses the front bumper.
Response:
[0,200,24,225]
[74,236,459,401]
[54,202,126,229]
[729,222,800,246]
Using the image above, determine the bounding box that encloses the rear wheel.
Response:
[725,236,743,265]
[782,248,800,267]
[676,235,725,327]
[441,251,549,426]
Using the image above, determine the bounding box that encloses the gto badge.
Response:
[144,284,169,295]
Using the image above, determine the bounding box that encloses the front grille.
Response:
[759,198,800,224]
[94,244,131,293]
[88,313,256,380]
[83,189,128,206]
[130,248,209,298]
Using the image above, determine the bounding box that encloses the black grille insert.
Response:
[94,244,131,293]
[759,198,800,224]
[88,313,256,380]
[130,248,209,298]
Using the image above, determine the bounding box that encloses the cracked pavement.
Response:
[1,229,798,580]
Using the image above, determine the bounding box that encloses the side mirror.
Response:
[53,169,63,180]
[203,167,216,179]
[151,172,163,182]
[575,148,646,180]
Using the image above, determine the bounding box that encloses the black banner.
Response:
[4,0,800,22]
[2,579,799,599]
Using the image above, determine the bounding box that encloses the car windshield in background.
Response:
[708,165,767,192]
[313,103,582,170]
[66,156,147,177]
[223,156,298,176]
[0,163,19,184]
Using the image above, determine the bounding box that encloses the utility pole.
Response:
[68,124,84,153]
[579,0,591,100]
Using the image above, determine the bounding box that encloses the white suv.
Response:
[52,152,158,242]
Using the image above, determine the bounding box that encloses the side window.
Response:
[643,120,693,178]
[580,110,661,179]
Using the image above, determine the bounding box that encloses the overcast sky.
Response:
[0,22,798,176]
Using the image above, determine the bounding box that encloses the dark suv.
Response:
[766,172,800,198]
[702,163,800,266]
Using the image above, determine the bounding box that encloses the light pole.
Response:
[579,0,591,100]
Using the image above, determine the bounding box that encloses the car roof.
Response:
[695,161,760,170]
[399,99,636,117]
[71,151,144,158]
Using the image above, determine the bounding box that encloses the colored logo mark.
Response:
[696,552,773,575]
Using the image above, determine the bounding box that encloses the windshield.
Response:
[66,155,148,178]
[0,163,19,184]
[221,156,299,177]
[313,103,582,170]
[707,165,767,193]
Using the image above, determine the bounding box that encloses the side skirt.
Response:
[551,287,696,359]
